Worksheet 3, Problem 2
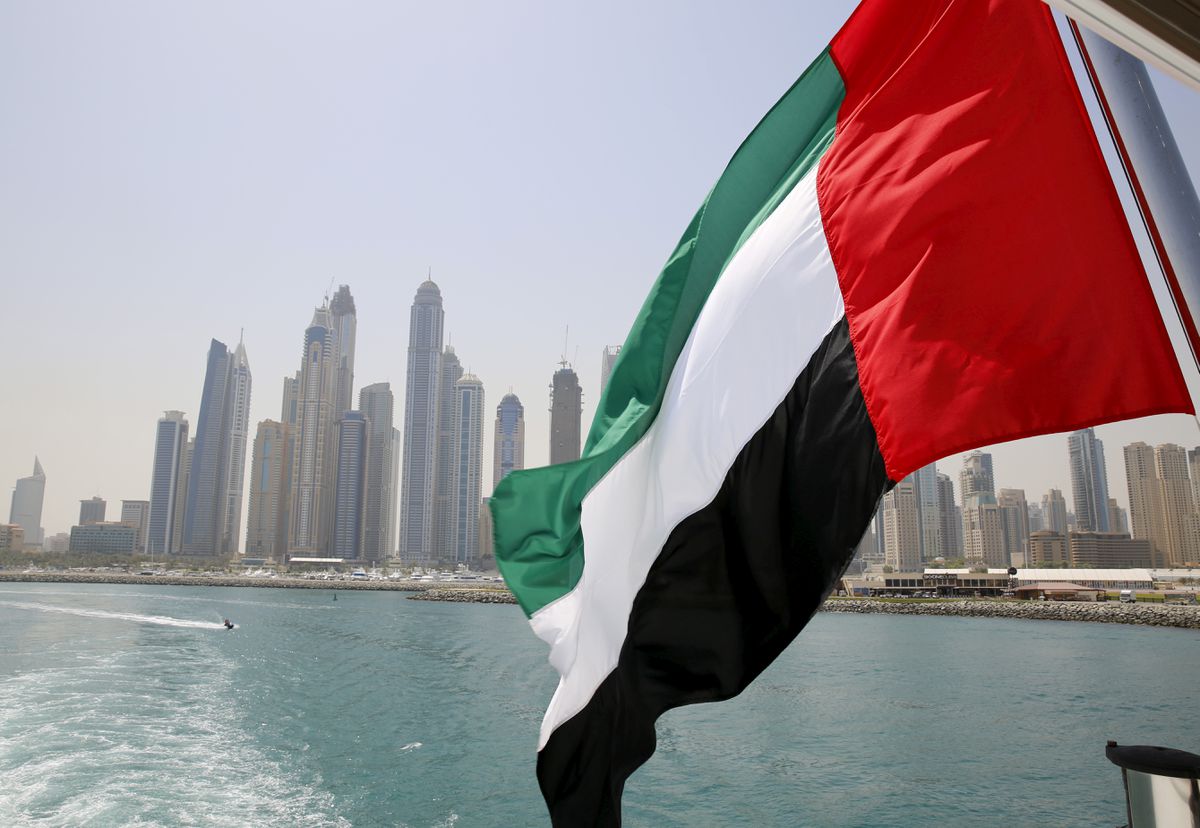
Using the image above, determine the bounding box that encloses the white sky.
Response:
[2,1,1199,539]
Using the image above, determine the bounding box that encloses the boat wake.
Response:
[0,600,226,630]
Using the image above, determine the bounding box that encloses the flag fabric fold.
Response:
[491,0,1193,824]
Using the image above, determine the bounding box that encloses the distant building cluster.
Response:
[855,428,1200,574]
[4,277,600,566]
[11,284,1199,575]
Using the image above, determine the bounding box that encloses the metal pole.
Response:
[1070,22,1200,370]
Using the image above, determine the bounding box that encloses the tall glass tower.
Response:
[182,337,252,557]
[147,412,188,556]
[493,392,525,491]
[9,457,46,548]
[451,375,485,564]
[359,382,397,563]
[1068,428,1110,532]
[290,305,338,555]
[399,279,444,562]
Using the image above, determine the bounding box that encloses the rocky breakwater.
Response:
[407,587,517,604]
[820,598,1200,629]
[408,583,516,602]
[0,571,424,591]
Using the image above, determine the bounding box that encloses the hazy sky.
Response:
[3,1,1199,540]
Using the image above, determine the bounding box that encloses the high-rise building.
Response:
[1189,447,1200,510]
[936,472,962,558]
[1068,428,1110,531]
[1041,489,1069,534]
[120,500,150,554]
[450,375,485,564]
[479,497,495,562]
[1027,502,1045,533]
[391,427,401,556]
[493,392,525,491]
[282,372,301,426]
[69,522,137,555]
[549,362,582,465]
[290,305,339,556]
[997,488,1030,567]
[1155,443,1197,567]
[961,452,1004,566]
[912,462,941,561]
[433,346,463,561]
[1107,498,1129,535]
[173,440,194,554]
[882,475,920,571]
[400,279,445,562]
[330,285,357,422]
[333,411,368,560]
[963,496,1006,567]
[79,497,106,526]
[360,383,397,564]
[245,420,291,560]
[222,339,252,555]
[600,345,622,396]
[147,412,189,557]
[959,451,994,501]
[182,337,252,556]
[8,457,45,549]
[0,524,25,553]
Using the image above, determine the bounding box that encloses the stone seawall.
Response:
[4,572,1198,628]
[407,588,518,604]
[820,598,1200,629]
[0,572,425,591]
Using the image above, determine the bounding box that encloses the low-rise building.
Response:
[68,522,137,555]
[0,523,25,552]
[1068,532,1152,568]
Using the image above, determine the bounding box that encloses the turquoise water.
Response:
[0,584,1196,827]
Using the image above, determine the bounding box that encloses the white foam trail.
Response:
[0,600,225,629]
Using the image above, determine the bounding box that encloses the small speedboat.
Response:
[223,618,235,630]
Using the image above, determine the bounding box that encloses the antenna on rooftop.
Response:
[560,325,570,368]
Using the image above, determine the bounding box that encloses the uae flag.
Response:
[491,0,1193,824]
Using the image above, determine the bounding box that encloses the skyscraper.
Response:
[290,304,339,555]
[333,411,368,560]
[960,452,1004,566]
[120,500,150,554]
[1068,428,1110,531]
[912,462,941,561]
[173,440,193,555]
[245,420,290,560]
[359,383,397,563]
[493,392,525,491]
[79,497,106,526]
[997,488,1030,566]
[1125,442,1165,566]
[433,346,463,560]
[600,345,622,396]
[451,374,485,564]
[549,362,582,465]
[958,451,994,501]
[282,371,301,426]
[936,472,962,558]
[330,285,357,422]
[1155,443,1196,567]
[8,457,46,548]
[400,279,445,562]
[147,412,188,557]
[1041,488,1068,533]
[182,337,252,557]
[882,475,920,571]
[222,338,253,555]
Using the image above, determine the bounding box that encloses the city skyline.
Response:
[4,2,1200,540]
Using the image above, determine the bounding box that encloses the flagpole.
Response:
[1067,20,1200,374]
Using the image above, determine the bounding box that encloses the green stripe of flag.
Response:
[492,48,847,617]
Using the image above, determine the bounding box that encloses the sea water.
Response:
[0,583,1196,827]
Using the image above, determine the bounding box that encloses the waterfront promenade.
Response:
[3,570,1199,628]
